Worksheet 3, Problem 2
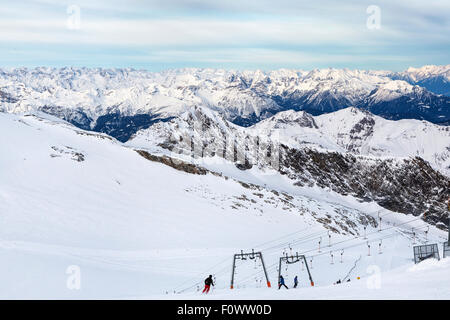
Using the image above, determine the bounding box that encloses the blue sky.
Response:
[0,0,449,71]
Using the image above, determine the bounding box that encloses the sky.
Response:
[0,0,449,71]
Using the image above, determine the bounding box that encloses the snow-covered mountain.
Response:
[2,64,450,299]
[1,111,448,299]
[253,107,450,175]
[389,65,450,97]
[0,66,449,141]
[127,106,450,229]
[1,64,448,224]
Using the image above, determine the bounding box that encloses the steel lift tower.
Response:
[444,197,450,258]
[230,249,271,289]
[278,252,314,287]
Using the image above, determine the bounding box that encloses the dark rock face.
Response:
[229,107,280,127]
[347,115,376,153]
[272,93,354,116]
[39,106,174,142]
[279,146,450,230]
[361,90,450,124]
[0,90,18,103]
[416,76,450,96]
[236,162,253,170]
[390,74,450,97]
[231,114,264,127]
[136,149,209,175]
[93,113,174,142]
[270,90,450,126]
[40,105,92,130]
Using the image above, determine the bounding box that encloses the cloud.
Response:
[0,18,370,46]
[0,0,448,70]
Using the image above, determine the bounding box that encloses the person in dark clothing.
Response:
[336,279,341,284]
[293,276,298,288]
[278,275,288,289]
[202,275,214,294]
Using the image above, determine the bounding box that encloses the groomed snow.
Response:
[154,258,450,300]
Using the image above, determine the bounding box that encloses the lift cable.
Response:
[237,218,429,287]
[175,214,428,293]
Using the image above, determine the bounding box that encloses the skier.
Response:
[202,275,214,294]
[293,275,298,288]
[336,279,341,284]
[278,275,288,289]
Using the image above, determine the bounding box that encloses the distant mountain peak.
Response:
[1,65,449,140]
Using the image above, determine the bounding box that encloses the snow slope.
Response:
[156,258,450,300]
[126,105,450,228]
[252,107,450,175]
[0,112,448,299]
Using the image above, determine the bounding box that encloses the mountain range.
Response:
[0,65,449,142]
[1,64,449,228]
[1,65,450,298]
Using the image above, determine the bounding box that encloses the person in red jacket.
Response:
[202,275,214,294]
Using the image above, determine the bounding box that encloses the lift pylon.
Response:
[278,252,314,287]
[442,197,450,256]
[230,249,271,289]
